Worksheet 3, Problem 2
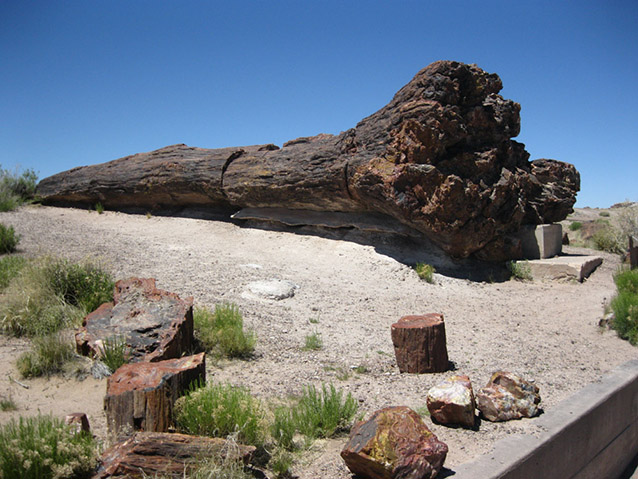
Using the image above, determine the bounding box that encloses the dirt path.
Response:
[0,205,634,477]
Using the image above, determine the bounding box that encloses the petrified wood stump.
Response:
[76,277,194,363]
[391,314,448,373]
[104,353,205,436]
[95,432,255,479]
[37,60,580,262]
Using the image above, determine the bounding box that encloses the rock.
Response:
[37,61,579,262]
[246,279,298,300]
[341,406,448,479]
[562,232,570,245]
[95,431,255,478]
[391,314,448,373]
[477,371,541,422]
[104,353,205,436]
[76,278,194,362]
[64,412,91,434]
[426,375,476,427]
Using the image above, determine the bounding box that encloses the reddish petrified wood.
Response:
[391,314,448,373]
[104,353,205,436]
[64,412,91,434]
[341,406,448,479]
[95,432,255,478]
[76,277,194,363]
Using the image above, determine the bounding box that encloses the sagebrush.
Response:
[611,268,638,345]
[194,303,256,358]
[0,166,37,212]
[0,224,20,254]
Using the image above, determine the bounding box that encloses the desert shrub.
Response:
[100,336,129,373]
[194,304,256,358]
[569,221,582,231]
[41,258,114,313]
[303,332,322,351]
[415,262,435,283]
[0,393,17,411]
[0,224,20,254]
[599,211,610,217]
[0,167,37,212]
[16,334,75,378]
[270,405,297,450]
[0,257,112,337]
[507,260,532,281]
[292,383,358,440]
[610,269,638,345]
[0,414,97,479]
[592,227,625,254]
[617,205,638,237]
[175,382,266,447]
[0,255,27,289]
[270,448,294,478]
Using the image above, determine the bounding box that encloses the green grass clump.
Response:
[611,269,638,345]
[569,221,582,231]
[0,257,113,337]
[0,224,20,254]
[16,334,75,378]
[0,394,17,411]
[175,382,266,447]
[0,414,97,479]
[0,255,27,289]
[292,383,358,440]
[0,167,37,212]
[194,304,256,359]
[94,202,104,214]
[303,332,322,351]
[100,336,129,373]
[508,260,533,281]
[415,262,435,283]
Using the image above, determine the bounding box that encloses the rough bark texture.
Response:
[104,353,205,436]
[37,61,580,261]
[76,277,194,362]
[95,431,255,478]
[341,406,448,479]
[391,314,449,373]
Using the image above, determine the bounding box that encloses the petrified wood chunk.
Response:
[37,61,580,261]
[476,371,541,422]
[341,406,448,479]
[391,314,448,373]
[95,431,255,478]
[64,412,91,434]
[426,375,476,427]
[104,353,205,436]
[76,277,194,362]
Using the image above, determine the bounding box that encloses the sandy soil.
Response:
[0,205,635,477]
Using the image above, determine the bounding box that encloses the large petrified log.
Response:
[37,60,580,261]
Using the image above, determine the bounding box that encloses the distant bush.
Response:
[507,260,532,281]
[0,224,20,254]
[0,414,97,479]
[194,304,256,359]
[175,382,266,447]
[599,211,610,217]
[569,221,582,231]
[0,255,27,289]
[591,227,624,255]
[0,257,113,337]
[611,269,638,345]
[16,334,74,378]
[0,167,37,212]
[415,262,435,283]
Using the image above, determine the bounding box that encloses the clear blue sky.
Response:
[2,1,636,207]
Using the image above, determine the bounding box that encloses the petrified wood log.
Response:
[391,314,448,373]
[104,353,205,436]
[95,431,255,478]
[76,277,194,363]
[37,60,580,261]
[341,406,448,479]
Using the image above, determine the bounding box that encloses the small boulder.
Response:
[426,375,476,427]
[95,432,255,478]
[246,279,298,300]
[341,406,448,479]
[64,412,91,434]
[76,277,194,363]
[477,371,541,422]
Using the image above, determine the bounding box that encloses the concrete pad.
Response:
[452,359,638,479]
[522,255,603,282]
[519,224,563,259]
